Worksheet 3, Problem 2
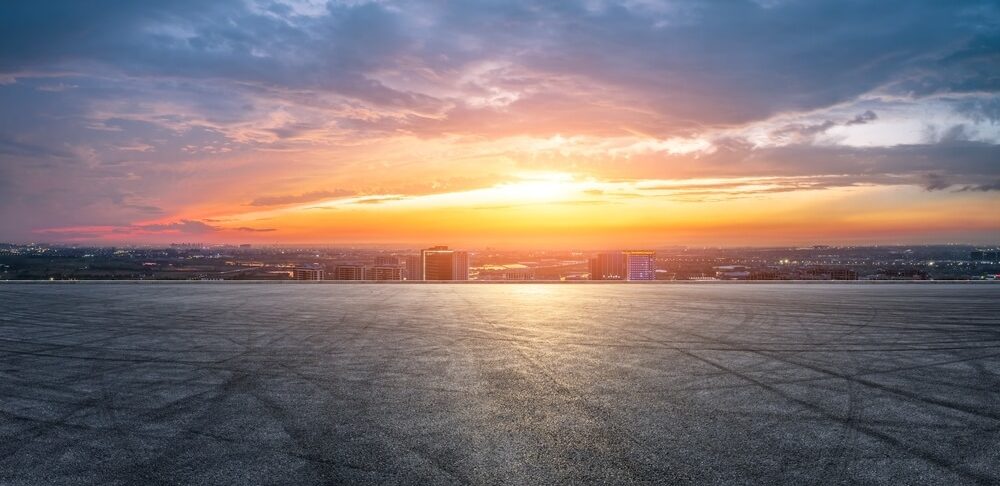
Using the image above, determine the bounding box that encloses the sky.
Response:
[0,0,997,248]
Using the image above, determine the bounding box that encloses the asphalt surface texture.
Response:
[0,283,998,485]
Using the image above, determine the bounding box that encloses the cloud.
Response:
[1,1,998,242]
[35,82,77,92]
[845,110,878,126]
[120,204,164,215]
[34,219,275,238]
[234,226,277,232]
[937,124,973,143]
[249,189,355,206]
[135,220,218,234]
[766,110,880,143]
[2,1,996,131]
[770,120,837,141]
[351,195,407,204]
[922,173,954,191]
[955,180,1000,192]
[0,135,74,159]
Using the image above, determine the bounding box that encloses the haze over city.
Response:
[1,1,997,247]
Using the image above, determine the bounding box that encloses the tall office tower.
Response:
[403,255,423,280]
[333,265,365,280]
[365,266,402,281]
[373,255,398,266]
[422,246,454,281]
[623,250,656,281]
[452,250,470,281]
[588,252,626,280]
[293,264,325,281]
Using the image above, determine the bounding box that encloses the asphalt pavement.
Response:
[0,283,997,484]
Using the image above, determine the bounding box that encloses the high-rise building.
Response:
[453,250,469,281]
[624,250,656,281]
[373,255,398,266]
[293,264,325,280]
[365,266,402,281]
[421,246,470,281]
[422,246,453,280]
[333,265,365,280]
[589,251,656,280]
[403,255,422,281]
[589,252,626,280]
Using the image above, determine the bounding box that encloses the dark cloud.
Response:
[234,226,276,232]
[0,135,74,159]
[770,110,879,141]
[923,174,1000,193]
[845,110,878,126]
[956,97,1000,123]
[555,139,1000,189]
[955,180,1000,192]
[733,142,1000,182]
[1,1,995,122]
[770,120,837,140]
[938,124,973,143]
[922,173,953,191]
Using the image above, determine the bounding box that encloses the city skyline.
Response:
[1,1,998,247]
[5,241,997,281]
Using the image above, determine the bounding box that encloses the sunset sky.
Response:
[0,1,997,247]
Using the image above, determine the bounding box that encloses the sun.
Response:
[405,171,582,208]
[488,174,579,204]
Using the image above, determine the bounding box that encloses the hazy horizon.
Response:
[3,240,998,251]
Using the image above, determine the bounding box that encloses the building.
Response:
[589,250,656,281]
[476,264,534,281]
[403,255,422,281]
[293,264,325,281]
[589,252,626,280]
[624,250,656,281]
[365,266,402,281]
[453,250,470,280]
[421,246,470,281]
[971,249,998,262]
[715,265,749,280]
[829,267,858,280]
[170,243,204,249]
[803,266,858,280]
[749,270,786,280]
[373,255,399,266]
[333,265,365,280]
[423,246,453,280]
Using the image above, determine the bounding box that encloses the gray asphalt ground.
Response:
[0,283,997,485]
